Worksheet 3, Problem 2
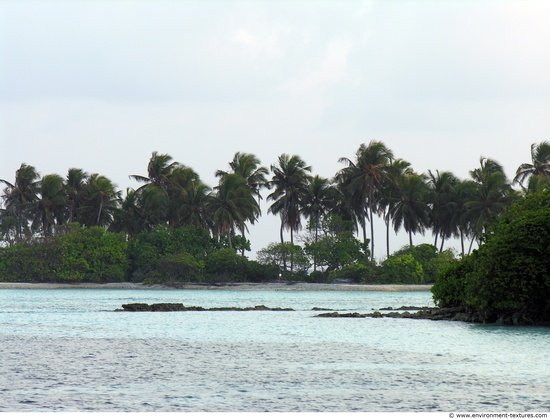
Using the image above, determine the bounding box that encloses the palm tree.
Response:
[524,174,549,194]
[379,158,412,258]
[110,188,141,239]
[514,141,550,191]
[465,157,517,250]
[301,175,334,271]
[390,172,430,246]
[130,151,180,190]
[131,152,203,228]
[331,176,360,235]
[302,176,334,241]
[65,168,89,224]
[209,173,260,249]
[336,141,394,260]
[215,153,268,253]
[33,174,67,236]
[216,152,269,202]
[454,179,478,256]
[81,174,121,227]
[0,163,40,241]
[137,186,170,231]
[267,154,312,272]
[427,170,460,252]
[175,181,213,230]
[166,165,201,227]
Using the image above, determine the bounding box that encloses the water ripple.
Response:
[0,334,548,412]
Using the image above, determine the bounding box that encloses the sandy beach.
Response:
[0,281,432,292]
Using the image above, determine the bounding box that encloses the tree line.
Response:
[1,140,549,282]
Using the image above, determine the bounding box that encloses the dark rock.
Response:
[121,303,152,312]
[121,303,192,312]
[315,312,367,318]
[118,303,293,312]
[397,305,435,311]
[378,306,435,311]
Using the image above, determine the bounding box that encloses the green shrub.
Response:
[0,240,62,282]
[150,252,204,283]
[57,227,128,282]
[432,189,550,324]
[127,225,214,282]
[329,263,373,283]
[205,248,249,282]
[378,254,424,284]
[0,227,128,283]
[308,270,327,283]
[431,256,472,308]
[244,260,278,283]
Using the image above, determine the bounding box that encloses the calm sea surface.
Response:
[0,288,548,412]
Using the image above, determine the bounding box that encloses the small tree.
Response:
[378,254,424,284]
[305,232,366,274]
[257,242,310,278]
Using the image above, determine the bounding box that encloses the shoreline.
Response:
[0,281,432,292]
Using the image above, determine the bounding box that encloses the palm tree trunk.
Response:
[409,230,413,246]
[290,226,294,273]
[385,212,390,259]
[314,223,319,272]
[280,221,286,273]
[468,236,475,254]
[439,235,445,252]
[96,199,103,226]
[369,205,375,261]
[240,229,245,255]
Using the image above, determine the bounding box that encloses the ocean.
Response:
[0,288,548,412]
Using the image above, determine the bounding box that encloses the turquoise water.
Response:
[0,289,549,412]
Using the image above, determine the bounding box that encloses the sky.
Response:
[1,0,549,261]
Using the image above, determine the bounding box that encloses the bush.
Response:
[244,260,279,283]
[57,227,128,282]
[149,252,204,284]
[257,242,310,276]
[0,227,128,283]
[205,248,249,282]
[305,232,366,272]
[425,249,456,284]
[328,263,374,283]
[308,270,327,283]
[0,239,62,283]
[432,189,550,324]
[431,256,472,308]
[391,244,449,283]
[378,254,424,284]
[128,225,214,282]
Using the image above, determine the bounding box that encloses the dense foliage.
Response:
[432,188,550,324]
[0,225,128,283]
[1,141,549,285]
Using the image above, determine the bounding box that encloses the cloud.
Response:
[280,37,354,97]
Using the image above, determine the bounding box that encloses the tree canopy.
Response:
[1,141,548,286]
[432,187,550,325]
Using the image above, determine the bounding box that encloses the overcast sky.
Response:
[1,0,549,260]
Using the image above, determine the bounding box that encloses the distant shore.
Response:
[0,282,432,292]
